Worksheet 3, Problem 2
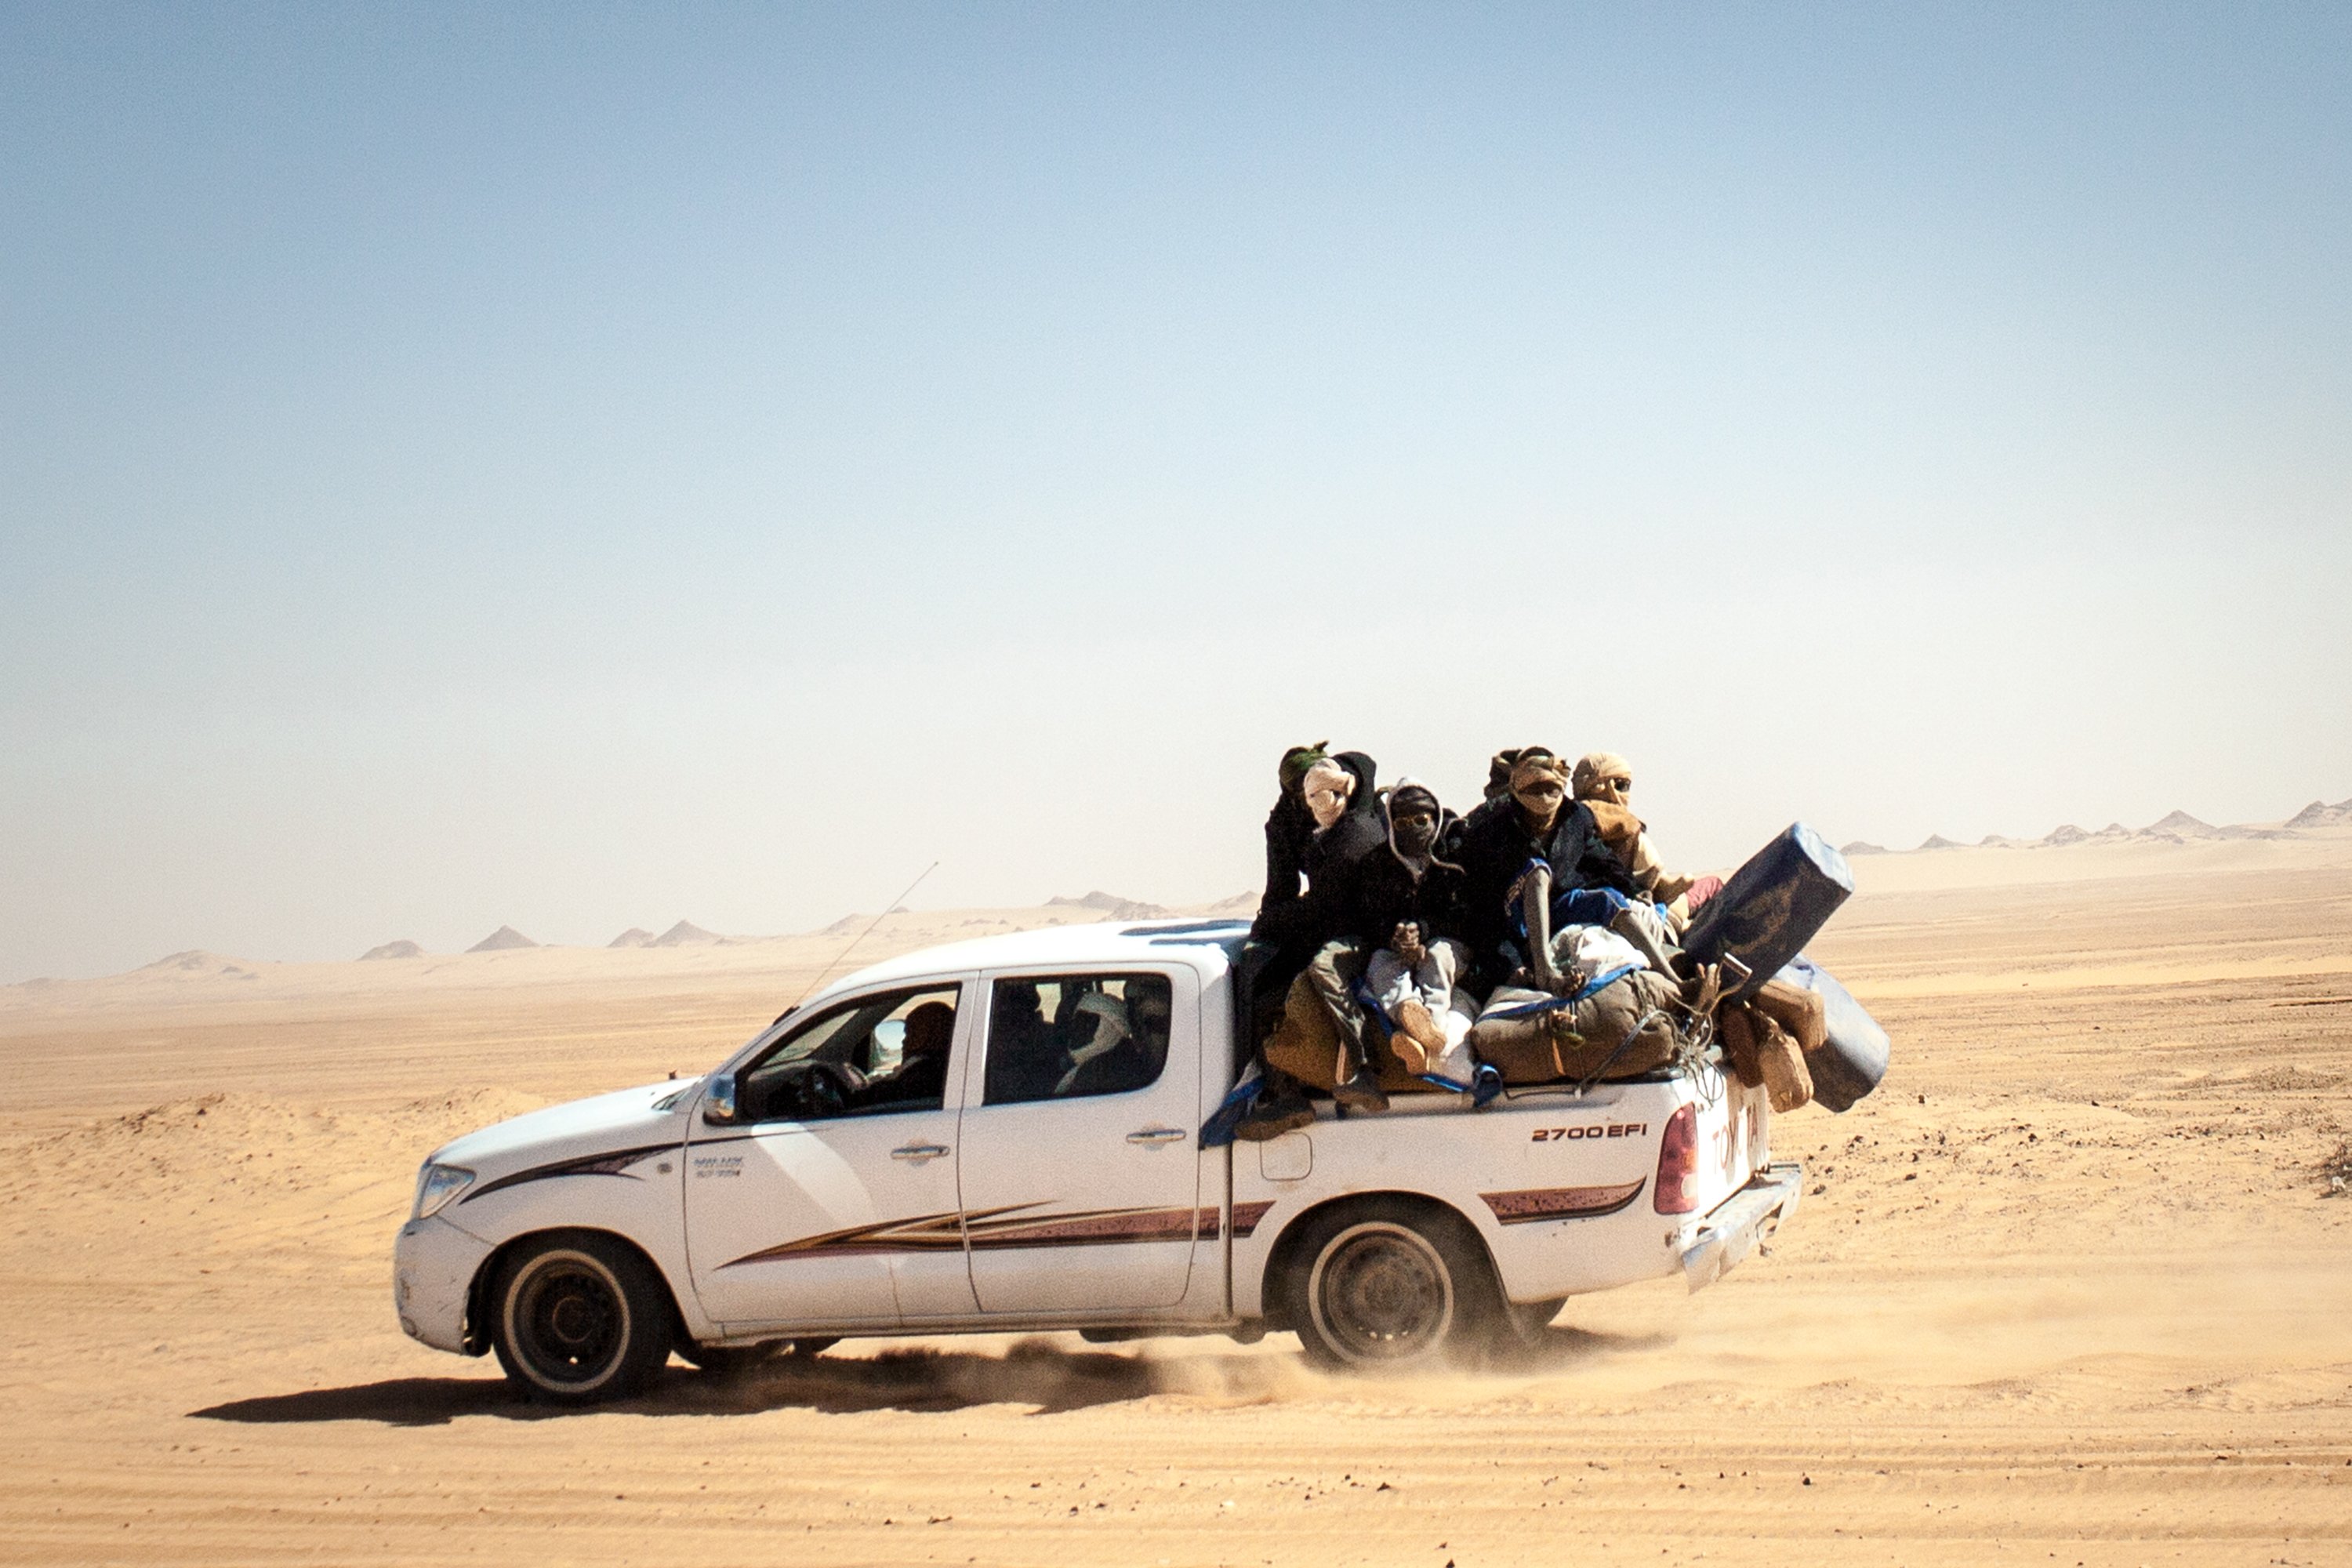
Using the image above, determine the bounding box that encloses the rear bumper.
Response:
[1678,1160,1802,1293]
[394,1215,496,1353]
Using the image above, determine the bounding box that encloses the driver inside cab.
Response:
[855,1000,955,1109]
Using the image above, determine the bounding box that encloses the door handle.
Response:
[891,1142,949,1162]
[1127,1127,1188,1146]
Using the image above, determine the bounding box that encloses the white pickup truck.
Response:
[394,919,1802,1402]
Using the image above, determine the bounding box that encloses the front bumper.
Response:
[393,1214,497,1353]
[1678,1160,1802,1293]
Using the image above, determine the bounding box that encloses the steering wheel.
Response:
[790,1059,866,1120]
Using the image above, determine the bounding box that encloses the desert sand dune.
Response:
[2,840,2349,1565]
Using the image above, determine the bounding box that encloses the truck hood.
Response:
[428,1080,691,1174]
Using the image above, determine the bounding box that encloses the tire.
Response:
[490,1232,675,1404]
[1282,1197,1505,1372]
[1500,1296,1566,1351]
[677,1337,837,1377]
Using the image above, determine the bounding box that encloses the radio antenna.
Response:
[786,860,940,1014]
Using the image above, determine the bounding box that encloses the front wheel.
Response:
[490,1232,674,1404]
[1283,1198,1504,1371]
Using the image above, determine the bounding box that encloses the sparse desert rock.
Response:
[1046,890,1168,919]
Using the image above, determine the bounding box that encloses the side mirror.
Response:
[702,1072,739,1126]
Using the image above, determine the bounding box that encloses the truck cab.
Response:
[394,920,1801,1401]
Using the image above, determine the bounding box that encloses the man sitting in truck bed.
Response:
[1237,750,1387,1137]
[1457,749,1643,989]
[1346,779,1475,1076]
[1572,750,1705,931]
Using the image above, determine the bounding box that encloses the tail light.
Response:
[1654,1103,1700,1214]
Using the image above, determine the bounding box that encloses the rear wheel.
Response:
[1283,1198,1504,1371]
[1500,1295,1567,1350]
[678,1337,838,1376]
[490,1232,673,1404]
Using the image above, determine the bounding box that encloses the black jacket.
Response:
[1257,789,1317,924]
[1457,797,1636,975]
[1348,797,1470,951]
[1249,750,1382,953]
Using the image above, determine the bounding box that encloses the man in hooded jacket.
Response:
[1347,779,1475,1072]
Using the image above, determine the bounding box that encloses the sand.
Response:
[2,839,2350,1566]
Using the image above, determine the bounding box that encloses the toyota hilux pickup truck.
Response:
[394,919,1802,1402]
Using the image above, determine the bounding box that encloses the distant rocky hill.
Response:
[1047,891,1170,920]
[607,927,654,949]
[466,926,538,953]
[140,950,259,979]
[650,920,727,948]
[2288,797,2352,829]
[359,940,423,961]
[1868,797,2349,857]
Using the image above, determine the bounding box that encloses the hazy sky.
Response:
[5,4,2349,980]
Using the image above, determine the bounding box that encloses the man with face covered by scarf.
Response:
[1347,780,1475,1073]
[1571,750,1714,927]
[1457,747,1639,989]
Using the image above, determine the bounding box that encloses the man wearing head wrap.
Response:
[1237,750,1390,1135]
[1455,747,1642,990]
[1255,742,1328,931]
[1571,750,1700,920]
[1345,780,1475,1073]
[1451,746,1529,847]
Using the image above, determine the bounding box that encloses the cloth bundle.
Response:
[1468,968,1681,1085]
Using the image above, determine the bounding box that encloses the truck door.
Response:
[684,980,982,1329]
[953,966,1207,1313]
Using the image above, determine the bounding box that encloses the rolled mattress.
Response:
[1681,822,1853,1000]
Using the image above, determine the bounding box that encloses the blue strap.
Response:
[1482,963,1642,1020]
[1198,1071,1263,1149]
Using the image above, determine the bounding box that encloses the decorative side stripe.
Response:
[720,1207,1003,1268]
[722,1200,1240,1267]
[965,1206,1200,1249]
[462,1142,677,1204]
[1480,1180,1647,1225]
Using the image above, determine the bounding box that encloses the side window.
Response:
[739,984,961,1123]
[983,973,1174,1107]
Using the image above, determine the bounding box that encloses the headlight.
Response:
[412,1163,474,1220]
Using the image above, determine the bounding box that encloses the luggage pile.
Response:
[1210,745,1890,1145]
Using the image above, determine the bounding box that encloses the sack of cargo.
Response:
[1469,970,1680,1085]
[1750,975,1828,1053]
[1261,971,1348,1091]
[1776,955,1889,1112]
[1751,1009,1813,1112]
[1717,1002,1764,1087]
[1718,999,1815,1111]
[1679,822,1853,1000]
